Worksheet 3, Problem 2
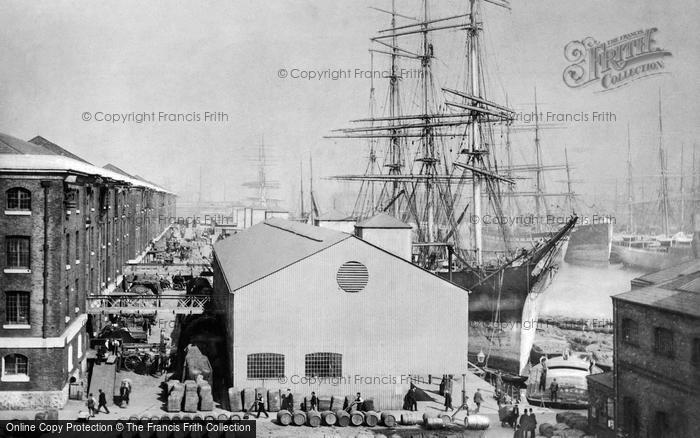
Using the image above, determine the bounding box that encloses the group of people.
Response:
[85,389,110,417]
[513,408,538,438]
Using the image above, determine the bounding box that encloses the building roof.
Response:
[103,163,136,179]
[587,371,613,389]
[316,208,355,221]
[213,218,351,291]
[0,131,173,194]
[614,259,700,318]
[29,135,93,164]
[355,213,412,229]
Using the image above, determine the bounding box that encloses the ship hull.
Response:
[564,223,612,266]
[611,244,694,271]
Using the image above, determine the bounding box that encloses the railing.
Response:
[86,294,211,314]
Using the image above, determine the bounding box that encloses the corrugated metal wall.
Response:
[225,237,468,409]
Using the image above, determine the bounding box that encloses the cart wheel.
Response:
[123,355,141,372]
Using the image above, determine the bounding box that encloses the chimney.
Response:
[354,214,413,261]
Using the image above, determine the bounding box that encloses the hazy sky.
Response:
[0,0,697,215]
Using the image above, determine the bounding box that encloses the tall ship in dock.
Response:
[328,0,576,376]
[611,97,695,271]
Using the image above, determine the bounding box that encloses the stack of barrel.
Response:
[198,378,214,411]
[166,381,184,412]
[183,380,198,413]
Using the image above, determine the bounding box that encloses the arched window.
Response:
[247,353,284,379]
[2,354,29,381]
[6,188,31,211]
[305,352,342,378]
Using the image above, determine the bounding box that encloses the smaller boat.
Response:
[525,355,602,408]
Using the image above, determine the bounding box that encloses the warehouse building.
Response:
[0,132,175,409]
[211,217,468,409]
[611,260,700,437]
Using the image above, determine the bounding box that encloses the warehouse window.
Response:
[6,237,30,269]
[305,352,342,378]
[336,261,369,293]
[6,188,31,211]
[653,327,674,358]
[5,292,29,325]
[247,353,284,379]
[621,318,638,345]
[2,354,28,381]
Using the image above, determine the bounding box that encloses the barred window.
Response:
[621,318,638,345]
[6,188,31,210]
[654,327,674,358]
[247,353,284,379]
[305,352,342,378]
[6,237,30,268]
[5,292,29,324]
[3,354,28,376]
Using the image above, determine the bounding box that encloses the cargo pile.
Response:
[538,411,590,437]
[164,378,214,413]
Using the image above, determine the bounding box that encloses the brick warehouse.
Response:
[611,260,700,437]
[0,133,175,409]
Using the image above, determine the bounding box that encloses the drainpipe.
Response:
[40,181,51,338]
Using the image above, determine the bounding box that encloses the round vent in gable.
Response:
[336,261,369,293]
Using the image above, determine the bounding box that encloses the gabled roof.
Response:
[614,259,700,318]
[213,218,351,291]
[0,131,173,194]
[103,163,136,179]
[355,213,412,229]
[29,136,92,164]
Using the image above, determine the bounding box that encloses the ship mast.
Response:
[468,0,483,263]
[658,91,670,236]
[626,123,634,233]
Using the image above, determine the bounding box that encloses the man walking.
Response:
[87,393,97,417]
[97,389,110,414]
[254,392,269,418]
[473,389,484,413]
[519,409,530,435]
[549,379,559,403]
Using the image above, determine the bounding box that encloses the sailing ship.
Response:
[611,95,695,271]
[327,0,575,376]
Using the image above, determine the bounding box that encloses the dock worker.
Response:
[444,389,453,412]
[473,389,484,413]
[519,409,530,435]
[308,391,318,411]
[254,392,269,418]
[281,389,294,411]
[86,393,97,417]
[549,379,559,402]
[528,408,537,438]
[347,392,363,411]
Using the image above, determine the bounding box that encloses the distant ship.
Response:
[564,222,613,266]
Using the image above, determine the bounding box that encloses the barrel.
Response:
[439,413,452,425]
[193,415,202,421]
[204,415,215,421]
[217,414,229,421]
[349,410,364,426]
[267,390,281,412]
[331,395,345,411]
[425,417,445,429]
[321,410,336,426]
[254,387,268,410]
[170,415,181,421]
[334,409,350,427]
[151,415,161,422]
[306,410,321,427]
[401,412,422,425]
[229,414,241,421]
[45,409,59,420]
[242,388,255,411]
[276,410,292,426]
[362,398,375,411]
[317,396,332,411]
[228,387,243,412]
[292,410,306,426]
[34,412,46,421]
[380,411,398,427]
[364,411,379,427]
[464,414,490,430]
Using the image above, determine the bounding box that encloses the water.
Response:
[541,262,646,319]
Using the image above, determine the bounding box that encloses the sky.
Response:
[0,0,697,217]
